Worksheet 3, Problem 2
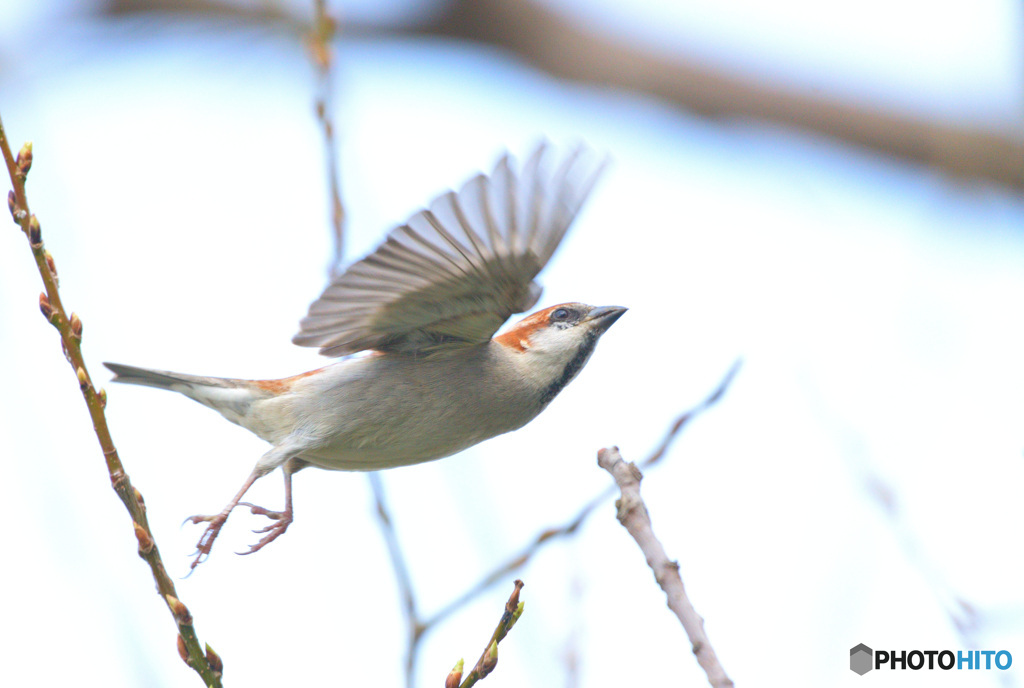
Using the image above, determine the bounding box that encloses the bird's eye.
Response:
[551,307,571,321]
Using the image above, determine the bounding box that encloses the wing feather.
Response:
[293,141,608,357]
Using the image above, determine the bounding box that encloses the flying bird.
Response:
[106,142,625,569]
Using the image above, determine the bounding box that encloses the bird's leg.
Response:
[238,458,306,556]
[185,466,268,570]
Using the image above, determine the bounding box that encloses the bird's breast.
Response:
[285,345,542,470]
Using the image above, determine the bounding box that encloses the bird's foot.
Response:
[184,511,230,571]
[237,502,293,555]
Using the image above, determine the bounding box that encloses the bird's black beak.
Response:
[585,305,628,332]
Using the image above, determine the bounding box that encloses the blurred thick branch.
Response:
[432,0,1024,192]
[106,0,1024,193]
[0,115,223,688]
[597,446,733,688]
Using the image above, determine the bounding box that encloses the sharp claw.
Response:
[182,491,291,567]
[179,468,274,569]
[238,537,268,556]
[182,512,231,570]
[185,551,208,575]
[236,514,292,556]
[239,502,284,519]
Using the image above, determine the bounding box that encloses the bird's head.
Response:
[495,303,627,403]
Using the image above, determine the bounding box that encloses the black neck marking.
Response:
[538,331,598,407]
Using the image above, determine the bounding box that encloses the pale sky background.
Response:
[0,1,1022,687]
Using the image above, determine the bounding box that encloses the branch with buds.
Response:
[597,446,733,688]
[372,362,740,685]
[0,114,223,688]
[445,579,526,688]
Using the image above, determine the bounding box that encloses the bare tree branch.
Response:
[0,115,223,687]
[106,0,1024,194]
[368,472,427,688]
[307,0,347,277]
[644,360,741,469]
[597,446,733,688]
[424,360,742,633]
[803,384,1000,673]
[296,5,742,679]
[455,579,526,688]
[432,0,1024,193]
[371,354,737,685]
[381,359,738,685]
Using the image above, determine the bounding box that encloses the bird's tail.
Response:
[104,362,270,424]
[104,362,241,392]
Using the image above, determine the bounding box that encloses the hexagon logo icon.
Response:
[850,644,873,675]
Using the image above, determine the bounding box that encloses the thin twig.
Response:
[307,0,346,277]
[0,115,223,686]
[422,491,603,631]
[383,362,740,684]
[303,4,444,686]
[803,384,996,675]
[563,571,583,688]
[368,473,425,688]
[370,503,527,688]
[597,446,733,688]
[423,361,742,632]
[644,359,741,469]
[453,579,526,688]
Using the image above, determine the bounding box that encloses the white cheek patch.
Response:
[526,326,585,375]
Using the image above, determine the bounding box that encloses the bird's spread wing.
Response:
[292,142,608,357]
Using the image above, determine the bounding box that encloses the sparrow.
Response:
[105,142,625,569]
